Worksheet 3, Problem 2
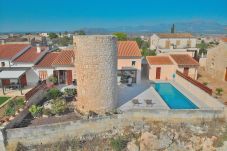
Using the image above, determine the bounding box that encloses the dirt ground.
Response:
[197,67,227,104]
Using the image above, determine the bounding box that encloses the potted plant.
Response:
[46,88,63,100]
[47,76,57,87]
[29,105,43,118]
[64,88,76,101]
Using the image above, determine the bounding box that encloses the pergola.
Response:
[0,67,29,95]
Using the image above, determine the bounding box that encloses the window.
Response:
[165,40,170,48]
[132,61,136,66]
[39,70,48,80]
[1,62,5,67]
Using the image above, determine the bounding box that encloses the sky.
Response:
[0,0,227,32]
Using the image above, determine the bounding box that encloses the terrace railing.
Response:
[176,70,212,95]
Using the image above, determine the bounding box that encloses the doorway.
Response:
[156,67,161,79]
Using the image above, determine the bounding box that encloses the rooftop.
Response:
[146,56,173,65]
[117,41,142,57]
[170,54,199,66]
[0,44,29,59]
[157,33,193,39]
[14,47,47,63]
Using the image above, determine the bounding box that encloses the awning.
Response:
[0,67,29,79]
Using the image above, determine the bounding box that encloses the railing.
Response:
[176,70,212,95]
[25,80,47,101]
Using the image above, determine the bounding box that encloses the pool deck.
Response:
[118,80,225,112]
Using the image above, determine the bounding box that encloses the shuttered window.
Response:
[39,70,48,80]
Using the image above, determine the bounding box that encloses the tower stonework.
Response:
[73,35,118,113]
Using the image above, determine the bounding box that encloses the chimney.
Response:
[36,44,41,53]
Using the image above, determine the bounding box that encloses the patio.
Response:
[118,81,169,111]
[0,86,33,97]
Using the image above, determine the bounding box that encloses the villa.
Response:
[150,33,198,57]
[117,41,142,84]
[146,54,199,81]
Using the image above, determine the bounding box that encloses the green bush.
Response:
[46,88,63,100]
[110,137,128,151]
[51,98,67,115]
[48,76,57,84]
[29,105,43,118]
[42,108,52,116]
[216,88,224,96]
[5,107,15,116]
[15,98,25,109]
[64,88,76,96]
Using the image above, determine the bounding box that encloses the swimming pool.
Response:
[155,83,198,109]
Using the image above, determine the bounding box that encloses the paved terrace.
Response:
[0,86,32,97]
[118,80,224,112]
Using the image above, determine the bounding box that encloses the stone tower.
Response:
[73,35,118,113]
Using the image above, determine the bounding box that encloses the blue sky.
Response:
[0,0,226,32]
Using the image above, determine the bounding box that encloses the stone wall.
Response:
[3,109,226,150]
[73,35,118,113]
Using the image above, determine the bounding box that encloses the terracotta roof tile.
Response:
[52,50,75,66]
[36,50,75,67]
[170,54,199,66]
[221,37,227,42]
[117,41,142,57]
[157,33,193,38]
[35,52,59,67]
[14,47,47,63]
[146,56,173,65]
[0,44,29,59]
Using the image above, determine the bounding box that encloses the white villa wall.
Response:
[0,60,11,67]
[148,65,175,80]
[157,38,197,49]
[118,58,142,83]
[150,34,159,50]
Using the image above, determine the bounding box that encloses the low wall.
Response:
[4,109,225,149]
[175,73,224,109]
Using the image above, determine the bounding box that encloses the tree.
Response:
[77,30,86,35]
[113,32,127,41]
[48,33,58,39]
[197,40,208,55]
[171,24,175,33]
[133,37,143,48]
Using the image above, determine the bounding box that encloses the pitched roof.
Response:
[0,44,29,59]
[221,37,227,42]
[146,56,173,65]
[117,41,142,57]
[157,33,193,39]
[14,47,47,63]
[170,54,199,66]
[35,50,75,67]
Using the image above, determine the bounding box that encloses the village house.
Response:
[146,54,199,81]
[150,33,198,57]
[205,38,227,82]
[117,41,142,84]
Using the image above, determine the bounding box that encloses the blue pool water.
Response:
[155,83,198,109]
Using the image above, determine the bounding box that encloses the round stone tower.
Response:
[73,35,118,113]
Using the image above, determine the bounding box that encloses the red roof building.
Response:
[117,41,141,57]
[0,44,29,60]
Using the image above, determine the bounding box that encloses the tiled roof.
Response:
[35,50,75,67]
[35,52,59,67]
[170,54,199,66]
[146,56,173,65]
[52,50,75,66]
[0,44,29,59]
[221,37,227,42]
[157,33,193,38]
[117,41,142,57]
[14,47,47,63]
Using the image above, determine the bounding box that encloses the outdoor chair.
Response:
[144,99,154,106]
[132,99,140,105]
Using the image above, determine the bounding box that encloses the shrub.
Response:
[5,107,15,116]
[216,88,223,96]
[29,105,43,118]
[203,82,208,86]
[110,137,128,151]
[42,108,52,116]
[51,98,67,115]
[48,76,57,84]
[46,88,63,100]
[64,88,76,96]
[15,98,25,109]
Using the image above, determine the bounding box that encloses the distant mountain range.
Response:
[81,20,227,35]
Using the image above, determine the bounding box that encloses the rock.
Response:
[201,137,216,151]
[127,140,139,151]
[139,132,159,151]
